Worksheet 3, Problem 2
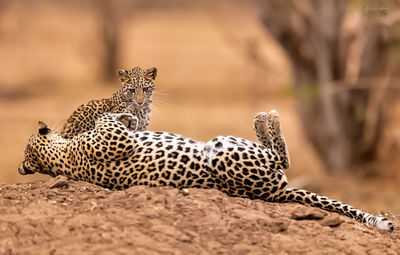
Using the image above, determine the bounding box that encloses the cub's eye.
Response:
[143,87,148,92]
[128,89,135,93]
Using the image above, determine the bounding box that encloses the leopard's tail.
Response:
[278,188,394,232]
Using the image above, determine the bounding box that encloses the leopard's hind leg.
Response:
[254,110,290,169]
[254,111,393,231]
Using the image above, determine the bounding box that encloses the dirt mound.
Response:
[0,177,399,254]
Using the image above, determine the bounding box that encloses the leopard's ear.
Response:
[38,121,51,135]
[144,67,157,80]
[117,69,130,83]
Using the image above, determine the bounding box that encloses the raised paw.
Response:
[254,112,268,134]
[254,110,281,135]
[254,112,271,148]
[116,113,139,131]
[267,109,281,135]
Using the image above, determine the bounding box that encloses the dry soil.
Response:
[0,176,399,255]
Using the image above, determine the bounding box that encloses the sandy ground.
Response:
[1,176,399,255]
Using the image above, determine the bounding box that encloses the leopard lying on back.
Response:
[19,110,394,232]
[60,67,157,139]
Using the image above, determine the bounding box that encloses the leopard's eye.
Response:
[143,87,149,92]
[128,88,135,93]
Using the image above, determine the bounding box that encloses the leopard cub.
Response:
[60,67,157,139]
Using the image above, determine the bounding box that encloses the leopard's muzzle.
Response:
[18,161,35,175]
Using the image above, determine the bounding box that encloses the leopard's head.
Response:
[18,121,56,176]
[116,67,157,109]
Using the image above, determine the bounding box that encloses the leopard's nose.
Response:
[18,161,35,175]
[18,162,26,175]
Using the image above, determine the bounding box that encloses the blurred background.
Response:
[1,0,400,213]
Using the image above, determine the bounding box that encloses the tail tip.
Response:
[376,217,394,232]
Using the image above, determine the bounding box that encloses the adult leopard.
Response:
[60,66,157,139]
[18,110,394,232]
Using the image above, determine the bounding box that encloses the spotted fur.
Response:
[60,67,157,139]
[19,110,394,232]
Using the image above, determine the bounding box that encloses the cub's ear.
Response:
[144,67,157,80]
[117,69,130,83]
[38,121,51,135]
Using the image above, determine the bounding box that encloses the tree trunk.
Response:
[258,0,395,172]
[99,0,120,82]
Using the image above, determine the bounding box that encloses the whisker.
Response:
[152,93,169,101]
[150,104,166,122]
[154,88,173,93]
[153,91,171,96]
[152,95,175,107]
[152,100,174,107]
[153,90,173,97]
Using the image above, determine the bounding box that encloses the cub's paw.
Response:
[116,113,139,131]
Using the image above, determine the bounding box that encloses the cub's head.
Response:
[117,67,157,108]
[18,121,56,176]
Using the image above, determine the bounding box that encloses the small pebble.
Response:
[291,206,327,220]
[320,215,342,227]
[181,188,190,196]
